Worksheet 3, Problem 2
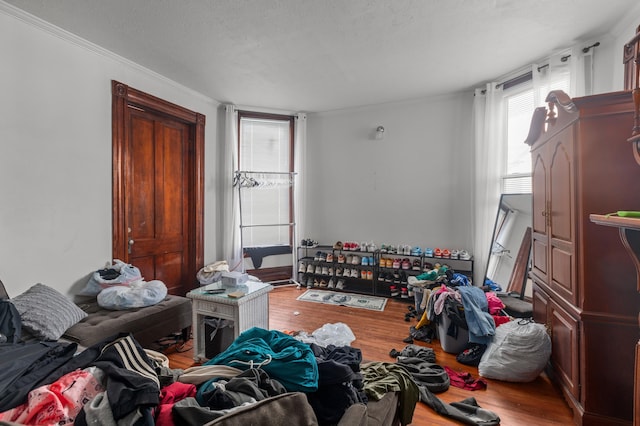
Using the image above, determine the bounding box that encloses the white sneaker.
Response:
[459,250,471,260]
[298,262,306,273]
[322,266,329,275]
[306,264,315,273]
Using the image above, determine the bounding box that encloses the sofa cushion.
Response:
[11,283,88,340]
[64,294,192,348]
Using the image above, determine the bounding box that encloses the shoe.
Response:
[326,253,334,262]
[390,285,400,297]
[367,270,373,280]
[368,256,375,266]
[450,249,459,260]
[351,255,360,265]
[392,258,401,269]
[402,258,411,270]
[338,254,346,263]
[321,266,329,275]
[298,262,306,273]
[346,255,353,264]
[380,244,388,253]
[333,241,343,250]
[328,267,334,276]
[442,249,451,259]
[336,279,345,290]
[424,248,433,257]
[459,250,471,260]
[306,264,315,273]
[402,336,414,344]
[410,246,422,256]
[336,267,343,277]
[361,270,367,279]
[401,287,409,298]
[327,278,335,288]
[313,278,320,287]
[412,259,421,270]
[315,265,322,274]
[361,256,369,266]
[314,251,322,261]
[306,277,314,288]
[434,248,442,258]
[319,279,327,287]
[319,252,327,262]
[351,269,359,278]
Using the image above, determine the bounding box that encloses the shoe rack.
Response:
[296,244,474,300]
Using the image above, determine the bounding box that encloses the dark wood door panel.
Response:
[550,299,580,400]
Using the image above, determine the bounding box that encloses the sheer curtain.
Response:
[221,104,242,271]
[472,83,505,287]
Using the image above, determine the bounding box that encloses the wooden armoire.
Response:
[525,87,640,425]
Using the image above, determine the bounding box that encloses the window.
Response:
[502,65,571,193]
[238,111,294,248]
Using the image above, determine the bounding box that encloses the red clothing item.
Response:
[485,292,505,315]
[493,315,511,327]
[445,366,487,391]
[156,381,197,426]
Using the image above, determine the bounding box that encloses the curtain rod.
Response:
[478,41,599,95]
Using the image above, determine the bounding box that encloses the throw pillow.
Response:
[11,283,88,340]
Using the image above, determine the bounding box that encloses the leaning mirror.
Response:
[485,193,532,297]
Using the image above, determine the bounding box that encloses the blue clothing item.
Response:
[204,327,319,393]
[458,286,496,345]
[483,278,502,292]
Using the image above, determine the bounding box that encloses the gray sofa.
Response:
[0,279,192,349]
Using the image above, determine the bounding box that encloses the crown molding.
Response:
[0,0,215,105]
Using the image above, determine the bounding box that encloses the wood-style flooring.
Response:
[164,285,574,425]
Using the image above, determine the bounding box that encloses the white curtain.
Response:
[221,104,242,271]
[533,48,585,103]
[293,113,307,281]
[472,83,505,287]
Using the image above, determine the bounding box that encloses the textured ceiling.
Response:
[4,0,640,112]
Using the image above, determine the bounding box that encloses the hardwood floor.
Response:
[164,285,574,425]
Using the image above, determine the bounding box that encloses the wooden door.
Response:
[112,81,205,296]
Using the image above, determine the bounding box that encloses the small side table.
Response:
[590,214,640,426]
[187,281,273,362]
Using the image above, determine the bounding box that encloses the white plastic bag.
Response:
[295,322,356,347]
[97,279,167,310]
[478,319,551,382]
[80,259,143,296]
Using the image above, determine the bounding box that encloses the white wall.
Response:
[0,7,219,297]
[305,93,475,258]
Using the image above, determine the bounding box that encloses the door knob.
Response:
[128,239,135,254]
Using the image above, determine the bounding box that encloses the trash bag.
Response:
[478,319,551,382]
[295,322,356,347]
[80,259,143,296]
[97,280,167,310]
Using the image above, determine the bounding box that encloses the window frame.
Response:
[237,110,295,247]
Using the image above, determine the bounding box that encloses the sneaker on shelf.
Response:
[326,253,334,262]
[306,264,315,273]
[328,267,334,276]
[336,267,343,277]
[346,255,353,264]
[404,245,411,255]
[319,279,327,287]
[450,249,459,259]
[368,256,375,266]
[380,244,388,253]
[351,255,360,265]
[306,277,314,289]
[322,266,329,275]
[336,279,346,290]
[338,254,346,264]
[367,270,373,280]
[412,259,422,270]
[333,241,343,250]
[442,249,451,259]
[315,265,322,274]
[390,285,400,297]
[434,248,443,258]
[386,273,394,283]
[327,278,335,288]
[459,250,471,260]
[402,258,411,270]
[401,287,409,298]
[298,262,306,273]
[361,270,367,279]
[351,269,359,278]
[410,246,422,256]
[392,258,401,269]
[313,278,320,287]
[361,256,369,266]
[314,251,322,261]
